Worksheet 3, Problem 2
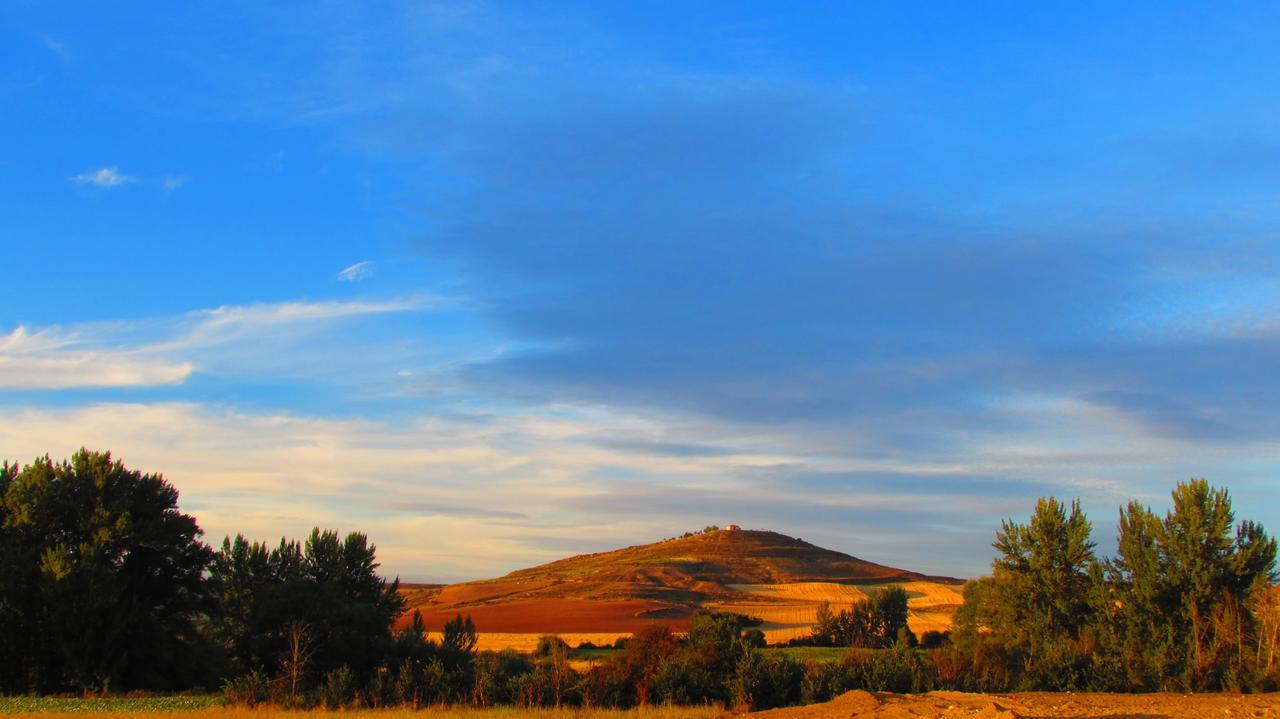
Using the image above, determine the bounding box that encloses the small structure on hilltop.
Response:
[725,524,740,532]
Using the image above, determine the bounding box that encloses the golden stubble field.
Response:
[425,632,631,653]
[712,581,964,645]
[417,580,965,651]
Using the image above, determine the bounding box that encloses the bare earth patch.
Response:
[753,689,1280,719]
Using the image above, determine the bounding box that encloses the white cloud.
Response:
[0,401,768,581]
[0,296,438,390]
[164,296,435,350]
[71,166,135,188]
[338,260,375,282]
[163,175,187,191]
[1,389,1276,581]
[0,326,192,389]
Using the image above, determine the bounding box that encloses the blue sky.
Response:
[3,2,1280,582]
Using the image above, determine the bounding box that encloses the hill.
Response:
[398,527,965,649]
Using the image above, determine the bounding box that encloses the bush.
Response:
[1019,639,1090,691]
[364,666,396,708]
[393,658,450,707]
[472,649,533,707]
[731,651,802,710]
[843,646,936,694]
[581,663,631,708]
[919,630,950,649]
[799,660,839,704]
[221,669,271,706]
[535,635,570,658]
[320,666,357,708]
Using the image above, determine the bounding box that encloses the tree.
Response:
[0,450,214,692]
[441,613,478,664]
[812,601,836,645]
[1105,499,1174,687]
[1109,479,1277,689]
[1253,585,1280,674]
[207,528,405,687]
[991,497,1096,656]
[614,624,680,705]
[871,587,911,647]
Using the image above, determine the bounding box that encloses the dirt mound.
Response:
[754,690,1280,719]
[754,691,1019,719]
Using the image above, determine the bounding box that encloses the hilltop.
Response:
[399,527,964,649]
[502,528,938,597]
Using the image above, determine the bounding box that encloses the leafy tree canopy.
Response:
[0,450,213,692]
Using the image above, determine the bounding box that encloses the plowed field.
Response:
[407,598,694,634]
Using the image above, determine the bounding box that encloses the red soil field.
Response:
[403,598,695,633]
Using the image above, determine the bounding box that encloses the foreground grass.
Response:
[0,697,223,713]
[0,701,724,719]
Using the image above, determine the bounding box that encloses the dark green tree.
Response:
[1108,479,1276,689]
[871,587,911,647]
[811,587,912,649]
[440,613,478,664]
[991,497,1096,656]
[207,527,405,687]
[0,450,214,692]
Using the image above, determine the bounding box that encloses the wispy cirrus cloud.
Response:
[162,175,186,191]
[0,295,440,391]
[38,33,70,62]
[0,326,192,389]
[337,260,375,282]
[71,166,134,188]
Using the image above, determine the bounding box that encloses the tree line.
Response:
[950,481,1279,691]
[1,450,1277,703]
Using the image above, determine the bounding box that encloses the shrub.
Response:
[843,646,936,694]
[221,669,271,706]
[393,658,449,707]
[320,665,357,708]
[472,649,533,707]
[799,660,839,704]
[731,651,802,710]
[919,630,950,649]
[535,635,571,658]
